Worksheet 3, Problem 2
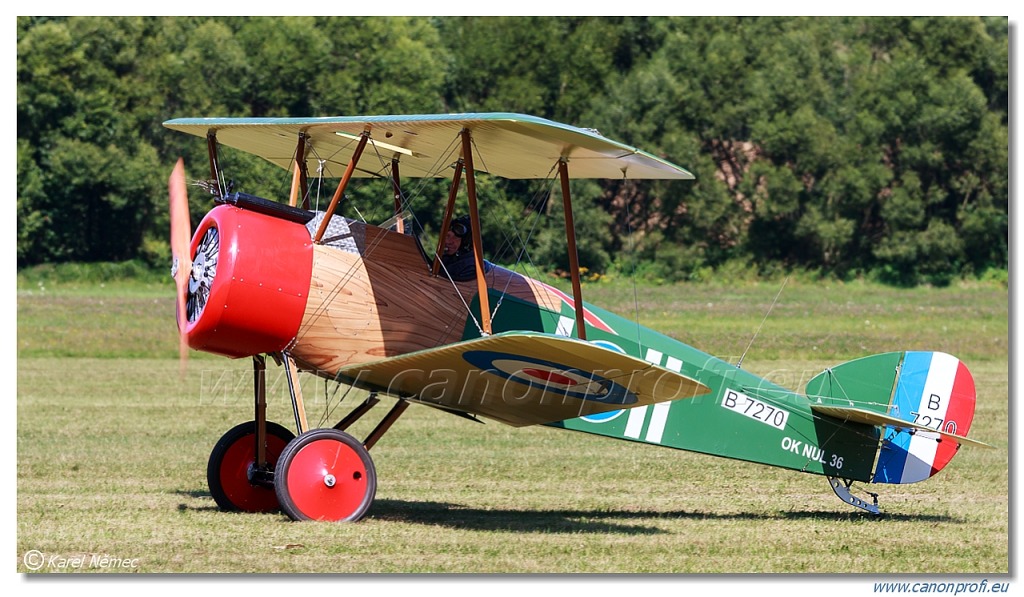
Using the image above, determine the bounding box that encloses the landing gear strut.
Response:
[205,353,407,522]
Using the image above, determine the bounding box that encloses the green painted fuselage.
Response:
[472,281,882,483]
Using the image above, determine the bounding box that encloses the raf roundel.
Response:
[578,339,629,422]
[462,350,638,406]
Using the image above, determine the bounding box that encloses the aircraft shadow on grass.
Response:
[367,499,961,532]
[176,491,960,533]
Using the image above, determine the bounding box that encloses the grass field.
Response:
[15,276,1010,580]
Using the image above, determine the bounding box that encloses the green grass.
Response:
[15,277,1009,575]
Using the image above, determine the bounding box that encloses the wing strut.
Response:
[289,132,309,209]
[314,127,370,244]
[558,159,587,340]
[461,129,492,335]
[289,161,303,208]
[391,157,405,234]
[432,159,464,276]
[205,130,222,198]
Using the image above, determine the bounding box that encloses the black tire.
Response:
[275,429,376,522]
[207,420,295,513]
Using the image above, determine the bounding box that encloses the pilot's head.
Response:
[445,215,472,256]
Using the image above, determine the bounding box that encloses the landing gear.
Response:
[204,353,404,522]
[207,420,295,512]
[274,429,377,522]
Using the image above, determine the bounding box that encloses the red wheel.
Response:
[275,429,376,522]
[207,421,295,513]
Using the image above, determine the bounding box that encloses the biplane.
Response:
[163,112,990,522]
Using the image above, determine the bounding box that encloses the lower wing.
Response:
[334,331,710,427]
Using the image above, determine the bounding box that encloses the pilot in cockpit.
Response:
[440,215,490,282]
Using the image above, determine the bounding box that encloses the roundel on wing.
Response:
[461,350,638,406]
[579,340,628,422]
[579,409,625,423]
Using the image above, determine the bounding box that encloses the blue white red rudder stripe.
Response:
[873,352,977,484]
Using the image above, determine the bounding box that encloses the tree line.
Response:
[17,16,1008,285]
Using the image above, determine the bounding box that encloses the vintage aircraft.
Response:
[163,112,990,522]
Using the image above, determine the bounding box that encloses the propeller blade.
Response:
[169,158,192,369]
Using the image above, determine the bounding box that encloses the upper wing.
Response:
[333,331,711,427]
[163,112,694,181]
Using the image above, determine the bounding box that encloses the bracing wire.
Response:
[486,166,560,320]
[621,175,645,355]
[737,276,790,368]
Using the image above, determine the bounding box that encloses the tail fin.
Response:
[806,351,986,485]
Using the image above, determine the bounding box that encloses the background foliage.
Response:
[16,16,1008,285]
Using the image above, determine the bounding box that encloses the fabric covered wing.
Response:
[163,113,694,181]
[333,332,710,427]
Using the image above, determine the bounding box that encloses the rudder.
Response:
[805,351,978,485]
[874,351,976,484]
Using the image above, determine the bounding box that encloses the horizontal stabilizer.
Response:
[810,404,994,449]
[335,331,711,427]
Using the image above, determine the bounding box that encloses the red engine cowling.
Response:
[183,204,313,358]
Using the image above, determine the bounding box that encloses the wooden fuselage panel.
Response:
[290,219,562,375]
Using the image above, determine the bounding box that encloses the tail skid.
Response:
[828,476,879,515]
